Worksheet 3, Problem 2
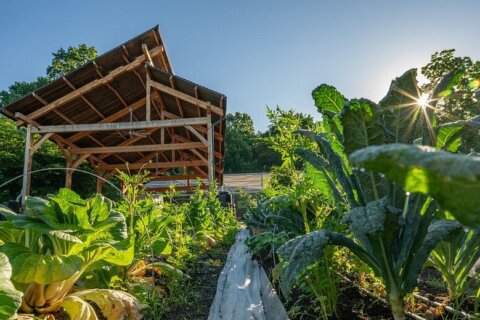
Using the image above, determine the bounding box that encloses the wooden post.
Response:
[207,106,214,186]
[21,125,33,208]
[95,169,105,194]
[65,152,73,188]
[146,72,151,121]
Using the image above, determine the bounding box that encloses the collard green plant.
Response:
[349,144,480,228]
[428,224,480,301]
[0,188,133,314]
[279,196,461,320]
[278,68,480,320]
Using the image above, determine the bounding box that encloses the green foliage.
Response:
[421,49,480,152]
[276,67,480,319]
[350,144,480,228]
[224,112,257,173]
[46,44,97,79]
[0,189,132,313]
[0,252,22,319]
[428,222,480,301]
[279,197,461,320]
[0,44,98,202]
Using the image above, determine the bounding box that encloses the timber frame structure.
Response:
[0,26,226,206]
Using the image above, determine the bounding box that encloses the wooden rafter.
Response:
[67,97,147,143]
[148,79,224,116]
[62,77,105,119]
[17,46,163,125]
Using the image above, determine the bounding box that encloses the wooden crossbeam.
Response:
[99,159,207,170]
[29,117,209,134]
[71,142,206,155]
[17,46,163,124]
[162,110,223,141]
[148,79,224,116]
[67,97,147,143]
[14,112,107,166]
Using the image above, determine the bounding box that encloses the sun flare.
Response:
[416,93,430,109]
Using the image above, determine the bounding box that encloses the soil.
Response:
[163,234,235,320]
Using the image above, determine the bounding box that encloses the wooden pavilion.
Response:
[0,26,226,206]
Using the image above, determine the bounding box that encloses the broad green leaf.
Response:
[380,69,422,144]
[350,144,480,227]
[435,125,462,152]
[312,84,346,117]
[404,219,461,292]
[61,295,98,320]
[342,197,401,247]
[297,130,360,205]
[440,115,480,130]
[341,99,385,155]
[1,243,83,284]
[278,230,379,295]
[0,252,22,319]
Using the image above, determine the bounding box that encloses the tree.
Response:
[46,44,97,79]
[421,49,480,151]
[0,45,97,202]
[224,112,256,173]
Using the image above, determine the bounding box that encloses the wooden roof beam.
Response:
[62,77,105,119]
[100,159,207,171]
[148,79,224,116]
[142,44,153,65]
[67,97,147,143]
[71,142,206,155]
[17,46,163,125]
[28,117,209,134]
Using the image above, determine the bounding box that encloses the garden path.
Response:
[208,227,289,320]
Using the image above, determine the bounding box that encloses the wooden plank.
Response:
[67,97,147,143]
[62,77,105,119]
[149,79,224,116]
[142,43,153,65]
[17,46,163,124]
[21,125,33,208]
[146,72,151,121]
[185,126,208,145]
[71,142,206,155]
[14,112,107,167]
[31,133,53,154]
[29,117,209,134]
[149,175,197,181]
[207,111,214,184]
[163,110,223,141]
[99,159,207,170]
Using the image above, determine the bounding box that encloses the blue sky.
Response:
[1,0,479,130]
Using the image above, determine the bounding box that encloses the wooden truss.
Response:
[16,41,223,207]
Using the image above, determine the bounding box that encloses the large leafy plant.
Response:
[278,69,479,320]
[0,252,22,319]
[0,188,133,314]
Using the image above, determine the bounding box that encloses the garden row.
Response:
[0,171,237,319]
[244,66,480,319]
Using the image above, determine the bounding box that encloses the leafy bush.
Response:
[0,188,133,313]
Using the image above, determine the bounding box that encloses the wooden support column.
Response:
[64,151,73,188]
[95,169,106,194]
[207,106,214,186]
[146,71,151,121]
[21,125,33,208]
